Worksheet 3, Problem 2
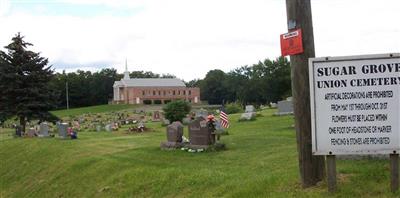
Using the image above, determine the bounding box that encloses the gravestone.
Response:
[161,118,170,126]
[96,124,102,132]
[27,128,36,137]
[188,117,212,148]
[137,121,145,132]
[167,122,183,142]
[15,125,22,137]
[239,112,256,121]
[240,105,256,121]
[182,117,191,125]
[275,100,294,115]
[105,124,112,132]
[73,121,80,130]
[214,120,225,134]
[195,109,208,119]
[39,122,49,137]
[160,121,184,149]
[270,102,277,108]
[152,111,161,122]
[245,105,255,113]
[57,123,68,138]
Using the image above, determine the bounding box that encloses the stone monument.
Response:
[27,127,36,137]
[188,117,213,149]
[275,100,294,115]
[105,124,112,132]
[152,111,161,122]
[39,122,49,137]
[57,123,68,138]
[160,121,184,149]
[194,109,208,119]
[240,105,256,121]
[245,105,255,113]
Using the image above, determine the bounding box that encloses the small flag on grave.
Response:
[220,106,229,128]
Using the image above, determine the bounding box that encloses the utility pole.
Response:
[285,0,325,187]
[66,81,69,110]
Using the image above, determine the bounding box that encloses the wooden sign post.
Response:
[390,154,399,192]
[284,0,325,188]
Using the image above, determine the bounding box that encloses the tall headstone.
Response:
[166,122,183,143]
[39,122,49,137]
[58,123,68,138]
[160,121,184,149]
[188,117,212,148]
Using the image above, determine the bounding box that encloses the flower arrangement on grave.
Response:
[206,115,216,132]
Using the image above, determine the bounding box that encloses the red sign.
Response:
[280,29,304,56]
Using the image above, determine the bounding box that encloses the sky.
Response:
[0,0,399,81]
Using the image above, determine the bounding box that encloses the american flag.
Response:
[220,106,229,128]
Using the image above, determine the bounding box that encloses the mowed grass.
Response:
[50,104,136,118]
[0,109,399,197]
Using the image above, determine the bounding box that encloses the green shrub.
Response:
[154,100,162,104]
[163,100,191,122]
[164,100,171,104]
[143,100,152,105]
[225,103,243,114]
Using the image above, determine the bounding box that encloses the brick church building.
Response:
[113,63,200,105]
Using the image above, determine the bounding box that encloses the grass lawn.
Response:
[0,109,398,197]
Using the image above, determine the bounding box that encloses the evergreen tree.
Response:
[0,33,57,132]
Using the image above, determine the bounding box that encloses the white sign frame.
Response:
[309,53,400,155]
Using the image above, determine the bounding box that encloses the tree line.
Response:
[51,56,291,108]
[189,56,291,106]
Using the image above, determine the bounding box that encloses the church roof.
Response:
[114,78,186,87]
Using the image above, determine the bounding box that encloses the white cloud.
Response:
[0,0,11,16]
[0,0,399,81]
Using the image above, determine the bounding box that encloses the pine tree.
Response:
[0,33,58,133]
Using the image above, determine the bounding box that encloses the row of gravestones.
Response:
[239,100,294,118]
[19,122,76,139]
[162,109,209,127]
[18,122,51,137]
[161,117,224,149]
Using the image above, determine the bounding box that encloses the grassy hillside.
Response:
[50,104,136,118]
[0,109,398,197]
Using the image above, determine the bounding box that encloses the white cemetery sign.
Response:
[309,53,400,155]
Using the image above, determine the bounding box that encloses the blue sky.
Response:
[0,0,399,81]
[8,0,144,17]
